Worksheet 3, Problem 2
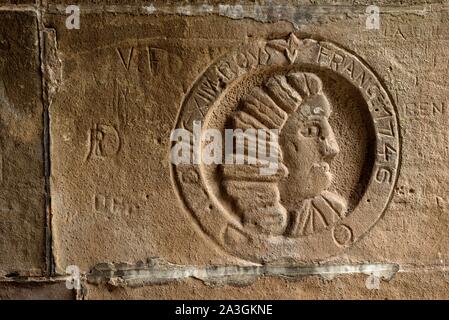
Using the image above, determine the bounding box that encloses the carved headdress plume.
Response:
[221,72,324,235]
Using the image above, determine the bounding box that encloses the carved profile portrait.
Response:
[175,36,399,261]
[221,71,348,237]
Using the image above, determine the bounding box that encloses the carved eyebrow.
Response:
[300,104,328,119]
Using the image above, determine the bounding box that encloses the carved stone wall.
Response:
[0,0,449,299]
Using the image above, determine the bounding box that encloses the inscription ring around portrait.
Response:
[171,34,400,263]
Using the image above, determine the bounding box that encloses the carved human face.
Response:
[279,94,339,204]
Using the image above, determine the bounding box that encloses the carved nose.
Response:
[319,121,339,160]
[324,138,339,159]
[320,132,339,160]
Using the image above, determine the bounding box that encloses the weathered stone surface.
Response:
[48,5,449,277]
[0,11,46,276]
[0,1,435,299]
[0,281,75,300]
[47,12,295,272]
[83,270,449,300]
[43,0,449,6]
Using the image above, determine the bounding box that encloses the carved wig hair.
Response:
[221,71,325,236]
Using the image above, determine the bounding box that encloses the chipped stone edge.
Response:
[86,258,402,288]
[1,262,446,299]
[39,3,449,31]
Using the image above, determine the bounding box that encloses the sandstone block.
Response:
[0,11,46,276]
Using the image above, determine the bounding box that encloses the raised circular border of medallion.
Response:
[171,35,400,263]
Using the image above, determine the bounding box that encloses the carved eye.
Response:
[301,124,320,137]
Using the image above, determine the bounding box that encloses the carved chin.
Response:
[304,170,333,198]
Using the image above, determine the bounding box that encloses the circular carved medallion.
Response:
[171,34,400,263]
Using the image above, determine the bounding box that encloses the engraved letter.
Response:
[375,166,392,184]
